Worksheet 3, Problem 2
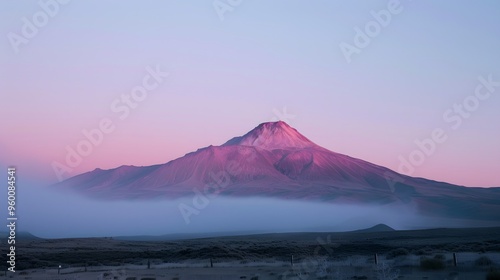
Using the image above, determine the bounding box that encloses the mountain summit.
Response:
[54,121,500,222]
[223,121,316,150]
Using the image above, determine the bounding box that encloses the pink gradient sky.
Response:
[1,1,499,187]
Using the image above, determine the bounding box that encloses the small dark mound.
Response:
[354,224,396,233]
[0,231,41,240]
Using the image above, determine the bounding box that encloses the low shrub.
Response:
[476,256,494,266]
[414,247,435,256]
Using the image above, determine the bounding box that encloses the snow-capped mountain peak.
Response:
[223,121,316,150]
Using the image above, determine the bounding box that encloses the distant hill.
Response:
[0,231,41,240]
[114,230,269,241]
[352,224,396,233]
[115,225,396,242]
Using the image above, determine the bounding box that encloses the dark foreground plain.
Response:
[2,227,500,279]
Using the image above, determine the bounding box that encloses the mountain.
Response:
[54,121,500,222]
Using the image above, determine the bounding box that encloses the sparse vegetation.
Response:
[7,227,500,279]
[376,262,400,280]
[386,248,410,259]
[414,247,433,256]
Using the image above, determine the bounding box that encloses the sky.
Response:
[1,0,500,189]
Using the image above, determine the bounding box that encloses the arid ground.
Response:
[2,227,500,279]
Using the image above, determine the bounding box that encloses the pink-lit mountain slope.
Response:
[54,121,500,221]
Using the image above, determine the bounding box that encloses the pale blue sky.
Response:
[1,0,499,186]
